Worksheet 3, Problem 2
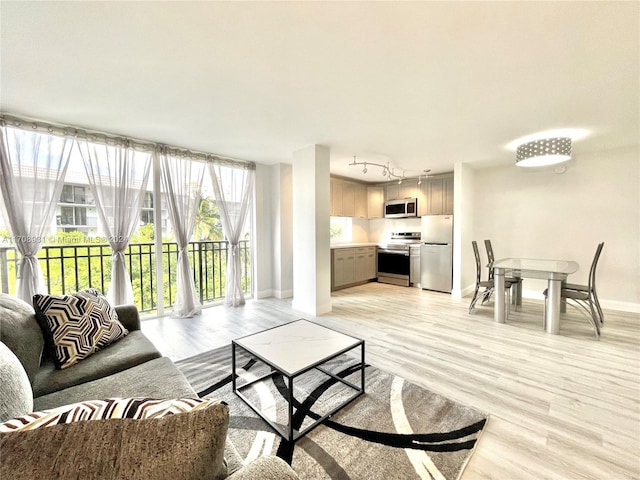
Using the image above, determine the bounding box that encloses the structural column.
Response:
[291,145,332,316]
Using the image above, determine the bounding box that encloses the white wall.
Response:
[252,163,274,299]
[253,163,293,299]
[368,217,422,243]
[351,217,370,243]
[291,145,332,316]
[453,162,476,298]
[471,144,639,310]
[271,163,293,298]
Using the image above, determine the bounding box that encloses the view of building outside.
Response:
[0,148,251,313]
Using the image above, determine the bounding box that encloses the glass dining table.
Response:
[492,258,579,334]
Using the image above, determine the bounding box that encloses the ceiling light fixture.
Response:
[515,137,572,167]
[417,169,430,185]
[350,156,430,182]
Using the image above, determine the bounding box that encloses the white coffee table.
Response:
[232,319,365,441]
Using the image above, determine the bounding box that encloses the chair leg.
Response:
[482,289,494,305]
[593,290,605,326]
[571,299,601,339]
[469,285,481,313]
[505,287,510,320]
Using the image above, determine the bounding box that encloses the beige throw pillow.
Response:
[0,399,229,480]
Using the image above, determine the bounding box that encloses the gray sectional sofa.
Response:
[0,293,298,479]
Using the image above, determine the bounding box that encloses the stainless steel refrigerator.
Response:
[420,215,453,293]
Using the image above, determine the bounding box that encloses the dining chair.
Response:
[484,239,523,309]
[562,242,605,326]
[543,242,604,338]
[469,241,514,316]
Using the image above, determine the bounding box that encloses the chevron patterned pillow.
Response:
[0,397,223,433]
[33,289,128,369]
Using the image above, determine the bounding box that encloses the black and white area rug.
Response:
[175,345,487,480]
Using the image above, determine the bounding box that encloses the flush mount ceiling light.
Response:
[349,156,430,182]
[515,137,572,167]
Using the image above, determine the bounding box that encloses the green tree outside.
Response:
[0,206,250,313]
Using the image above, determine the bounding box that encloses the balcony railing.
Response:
[0,240,251,313]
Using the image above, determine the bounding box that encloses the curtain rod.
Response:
[0,112,256,170]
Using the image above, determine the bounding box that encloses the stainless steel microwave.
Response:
[384,198,418,218]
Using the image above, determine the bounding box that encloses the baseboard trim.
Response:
[455,284,476,299]
[256,289,274,299]
[599,299,640,314]
[460,286,639,313]
[275,289,293,299]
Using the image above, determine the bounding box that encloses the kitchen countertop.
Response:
[330,243,378,249]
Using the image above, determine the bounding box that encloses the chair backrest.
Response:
[484,240,495,280]
[589,242,605,290]
[472,241,482,285]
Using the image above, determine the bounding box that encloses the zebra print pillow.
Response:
[0,397,222,433]
[33,289,128,369]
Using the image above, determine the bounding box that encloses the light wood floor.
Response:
[141,282,640,480]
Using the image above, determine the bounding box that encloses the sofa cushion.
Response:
[0,397,221,432]
[33,289,128,370]
[0,294,44,385]
[0,342,33,423]
[0,400,230,480]
[33,330,161,398]
[33,357,197,411]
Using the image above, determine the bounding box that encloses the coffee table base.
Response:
[232,341,365,442]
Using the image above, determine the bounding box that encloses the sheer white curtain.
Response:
[77,139,152,305]
[0,123,73,302]
[159,148,205,317]
[209,163,254,307]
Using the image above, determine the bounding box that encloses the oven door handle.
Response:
[378,250,410,256]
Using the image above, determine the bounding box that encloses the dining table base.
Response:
[493,259,579,335]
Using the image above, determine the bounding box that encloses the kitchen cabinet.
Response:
[400,179,418,200]
[355,249,368,282]
[331,179,343,216]
[385,184,400,202]
[342,183,355,217]
[410,245,421,286]
[330,177,368,218]
[384,180,418,202]
[333,248,355,288]
[367,186,384,218]
[364,248,377,279]
[354,184,368,218]
[332,246,377,290]
[443,175,454,214]
[418,173,454,216]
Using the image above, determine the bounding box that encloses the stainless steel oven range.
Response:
[377,232,421,287]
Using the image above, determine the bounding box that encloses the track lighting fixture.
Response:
[349,157,430,183]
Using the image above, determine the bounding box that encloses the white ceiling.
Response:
[1,1,638,183]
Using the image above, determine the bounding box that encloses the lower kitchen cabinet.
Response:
[332,247,377,290]
[410,245,421,286]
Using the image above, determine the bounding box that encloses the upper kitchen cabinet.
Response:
[367,186,384,218]
[443,175,454,214]
[342,182,355,217]
[330,179,343,216]
[418,173,454,216]
[354,184,368,218]
[384,180,418,202]
[385,184,400,202]
[401,179,418,200]
[330,177,368,218]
